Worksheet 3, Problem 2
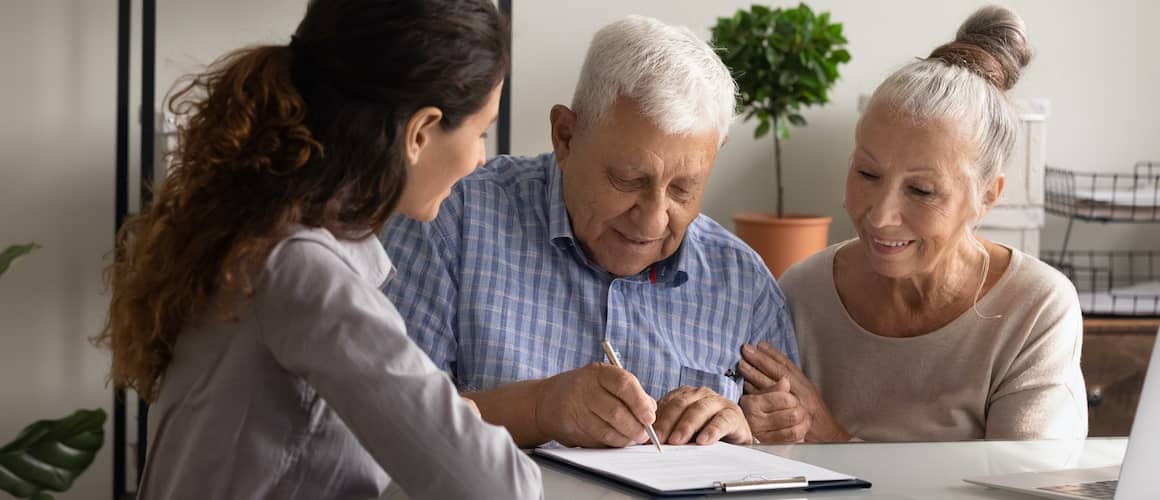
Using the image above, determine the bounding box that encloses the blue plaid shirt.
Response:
[382,153,797,402]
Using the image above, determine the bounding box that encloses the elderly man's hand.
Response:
[739,378,809,442]
[652,386,752,445]
[535,363,657,448]
[740,342,852,442]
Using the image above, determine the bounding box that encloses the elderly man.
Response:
[382,15,802,448]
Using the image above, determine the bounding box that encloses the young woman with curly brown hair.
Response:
[97,1,541,498]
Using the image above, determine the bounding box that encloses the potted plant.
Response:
[0,243,106,500]
[711,3,850,277]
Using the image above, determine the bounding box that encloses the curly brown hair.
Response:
[98,0,508,401]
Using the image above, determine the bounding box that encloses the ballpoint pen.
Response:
[600,339,663,453]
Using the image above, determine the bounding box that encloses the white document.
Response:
[536,442,853,493]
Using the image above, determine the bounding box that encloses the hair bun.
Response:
[929,5,1032,91]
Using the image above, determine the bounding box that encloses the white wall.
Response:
[509,0,1160,251]
[0,1,1156,499]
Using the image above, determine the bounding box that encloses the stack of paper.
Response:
[535,442,866,495]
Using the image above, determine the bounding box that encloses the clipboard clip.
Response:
[714,474,809,492]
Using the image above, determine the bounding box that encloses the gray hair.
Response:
[866,5,1032,218]
[571,15,737,144]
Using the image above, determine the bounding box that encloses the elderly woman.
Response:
[738,5,1087,442]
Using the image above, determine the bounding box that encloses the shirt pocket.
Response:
[678,365,742,402]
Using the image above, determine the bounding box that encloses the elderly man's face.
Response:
[550,98,719,277]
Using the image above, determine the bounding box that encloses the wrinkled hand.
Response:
[653,386,752,445]
[740,342,852,442]
[739,378,809,443]
[535,363,657,448]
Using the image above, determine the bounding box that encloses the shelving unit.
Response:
[1042,162,1160,436]
[1042,163,1160,317]
[1041,249,1160,316]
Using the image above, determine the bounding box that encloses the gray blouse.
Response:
[138,227,542,499]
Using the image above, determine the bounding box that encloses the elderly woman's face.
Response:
[554,98,719,277]
[845,103,981,279]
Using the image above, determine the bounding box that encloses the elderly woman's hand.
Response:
[739,342,853,442]
[739,378,809,443]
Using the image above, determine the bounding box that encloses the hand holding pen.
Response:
[601,340,663,452]
[533,353,660,448]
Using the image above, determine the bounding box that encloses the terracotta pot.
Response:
[733,212,832,278]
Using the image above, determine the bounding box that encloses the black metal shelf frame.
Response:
[1041,162,1160,318]
[1041,250,1160,317]
[1045,163,1160,256]
[113,1,153,498]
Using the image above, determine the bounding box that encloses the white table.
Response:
[539,438,1128,499]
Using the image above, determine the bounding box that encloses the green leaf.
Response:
[754,87,769,102]
[778,71,796,87]
[826,23,843,39]
[821,61,839,81]
[776,116,791,140]
[0,409,106,499]
[814,64,831,86]
[799,73,820,90]
[0,243,40,280]
[754,115,772,139]
[714,3,851,149]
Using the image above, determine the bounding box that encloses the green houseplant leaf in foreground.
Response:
[0,409,107,500]
[0,244,41,280]
[0,244,107,499]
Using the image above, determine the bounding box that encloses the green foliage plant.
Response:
[0,244,106,499]
[711,3,850,217]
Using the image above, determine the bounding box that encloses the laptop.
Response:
[963,328,1160,500]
